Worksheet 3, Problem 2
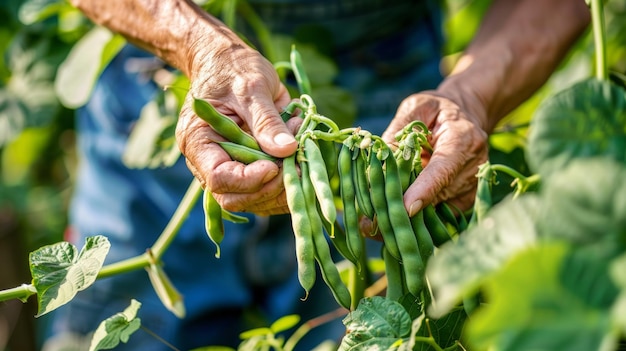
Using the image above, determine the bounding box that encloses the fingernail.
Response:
[274,132,295,146]
[408,200,423,217]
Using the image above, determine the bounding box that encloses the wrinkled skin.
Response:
[176,45,298,216]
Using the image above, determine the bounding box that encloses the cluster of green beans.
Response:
[191,51,469,307]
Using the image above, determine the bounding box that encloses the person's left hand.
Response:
[381,91,490,216]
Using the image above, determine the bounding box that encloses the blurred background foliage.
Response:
[0,0,624,350]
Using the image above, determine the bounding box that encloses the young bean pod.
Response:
[367,152,402,261]
[192,98,261,151]
[202,188,224,259]
[301,156,352,310]
[338,144,364,269]
[353,147,375,219]
[383,153,425,297]
[303,137,337,227]
[217,141,275,164]
[283,154,316,297]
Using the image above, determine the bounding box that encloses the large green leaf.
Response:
[54,26,126,108]
[339,296,412,350]
[29,235,110,316]
[426,195,539,318]
[465,243,616,351]
[88,299,142,351]
[526,78,626,178]
[536,157,626,246]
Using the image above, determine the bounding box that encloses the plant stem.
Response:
[0,284,37,303]
[98,178,203,279]
[97,252,151,279]
[489,164,527,180]
[151,178,203,259]
[590,0,608,80]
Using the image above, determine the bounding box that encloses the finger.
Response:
[403,119,487,217]
[177,110,281,194]
[237,85,298,158]
[216,173,288,214]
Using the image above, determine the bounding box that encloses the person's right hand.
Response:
[176,36,298,216]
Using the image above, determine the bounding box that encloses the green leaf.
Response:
[88,299,142,351]
[122,91,180,169]
[339,296,412,350]
[29,235,111,316]
[270,314,300,334]
[145,262,186,318]
[426,195,539,318]
[527,78,626,178]
[465,243,615,351]
[54,26,126,108]
[536,157,626,246]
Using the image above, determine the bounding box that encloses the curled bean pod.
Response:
[216,141,275,164]
[303,137,337,227]
[203,188,224,259]
[367,152,402,261]
[301,156,352,310]
[192,97,261,151]
[283,154,316,297]
[383,153,425,297]
[338,144,363,269]
[353,148,375,219]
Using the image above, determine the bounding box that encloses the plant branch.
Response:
[151,178,203,259]
[0,284,37,303]
[590,0,607,80]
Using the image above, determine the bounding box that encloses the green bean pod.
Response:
[202,188,224,258]
[303,137,337,227]
[290,45,312,95]
[383,245,405,301]
[367,153,402,261]
[423,204,453,247]
[338,144,363,269]
[435,202,460,233]
[410,209,434,268]
[353,148,375,219]
[192,97,261,151]
[301,156,352,310]
[383,154,425,297]
[216,141,275,164]
[283,154,316,297]
[469,161,495,227]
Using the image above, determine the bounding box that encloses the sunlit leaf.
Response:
[122,90,180,169]
[30,235,110,316]
[536,157,626,245]
[55,26,125,108]
[339,296,411,350]
[466,244,615,351]
[527,78,626,178]
[145,261,185,318]
[270,314,300,334]
[427,195,539,318]
[88,299,141,351]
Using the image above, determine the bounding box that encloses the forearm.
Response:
[437,0,590,132]
[70,0,244,79]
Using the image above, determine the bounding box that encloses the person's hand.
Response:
[176,41,298,216]
[381,91,489,217]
